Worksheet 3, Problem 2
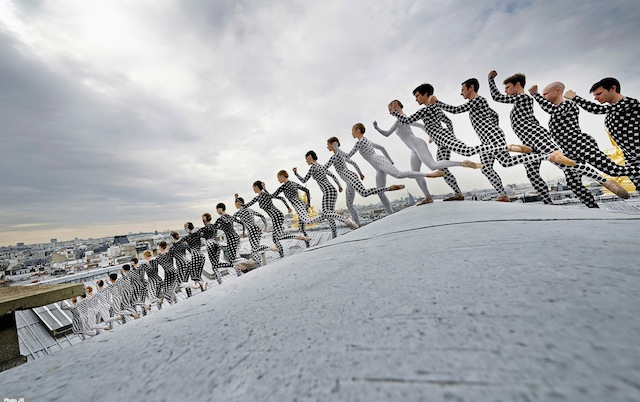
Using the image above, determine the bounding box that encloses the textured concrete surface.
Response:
[0,202,639,401]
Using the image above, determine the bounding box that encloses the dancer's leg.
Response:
[410,151,431,198]
[562,167,599,208]
[412,139,462,170]
[479,152,506,196]
[523,159,553,204]
[437,147,462,194]
[376,169,393,214]
[345,183,360,225]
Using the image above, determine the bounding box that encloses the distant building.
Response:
[113,235,130,246]
[17,242,24,247]
[50,239,57,244]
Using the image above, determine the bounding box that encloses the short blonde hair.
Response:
[352,123,365,134]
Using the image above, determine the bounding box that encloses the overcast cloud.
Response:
[1,0,639,245]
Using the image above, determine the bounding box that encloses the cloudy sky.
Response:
[1,0,639,246]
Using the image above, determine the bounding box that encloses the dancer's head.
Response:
[503,73,526,95]
[351,123,365,138]
[85,286,94,296]
[121,264,131,274]
[170,231,180,240]
[130,257,139,266]
[142,250,153,261]
[234,196,244,209]
[202,213,212,224]
[158,240,168,251]
[96,279,104,289]
[542,82,565,104]
[253,180,264,193]
[461,78,480,99]
[184,222,195,233]
[413,83,434,105]
[109,273,118,283]
[277,170,288,183]
[388,100,403,113]
[305,150,317,165]
[327,137,340,153]
[590,77,621,104]
[216,202,226,215]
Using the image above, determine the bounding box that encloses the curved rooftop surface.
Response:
[1,201,639,402]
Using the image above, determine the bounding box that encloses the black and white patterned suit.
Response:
[199,223,233,284]
[489,77,603,207]
[533,93,638,181]
[244,190,299,258]
[233,205,270,262]
[213,214,244,264]
[436,96,548,196]
[272,180,312,245]
[156,250,179,302]
[143,259,163,306]
[295,163,350,238]
[176,232,206,285]
[573,95,640,187]
[129,264,148,314]
[171,240,190,284]
[325,148,391,225]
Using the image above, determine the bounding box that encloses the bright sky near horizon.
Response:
[1,0,639,246]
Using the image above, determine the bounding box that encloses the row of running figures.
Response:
[17,227,350,360]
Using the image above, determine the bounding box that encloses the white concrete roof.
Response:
[1,201,639,401]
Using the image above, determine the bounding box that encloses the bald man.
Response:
[530,82,632,199]
[565,78,640,190]
[489,70,617,208]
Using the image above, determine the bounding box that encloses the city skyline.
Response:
[2,1,639,246]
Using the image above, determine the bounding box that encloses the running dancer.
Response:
[201,212,235,284]
[118,264,139,318]
[530,81,630,198]
[142,250,164,310]
[156,241,179,303]
[95,280,123,328]
[129,257,150,314]
[294,150,358,236]
[488,70,609,207]
[176,222,207,292]
[391,83,537,201]
[565,77,640,190]
[271,170,313,248]
[342,122,456,212]
[214,203,244,275]
[433,78,574,202]
[325,137,405,225]
[61,297,95,340]
[232,195,270,270]
[242,180,310,258]
[170,231,191,289]
[85,284,119,330]
[105,273,138,321]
